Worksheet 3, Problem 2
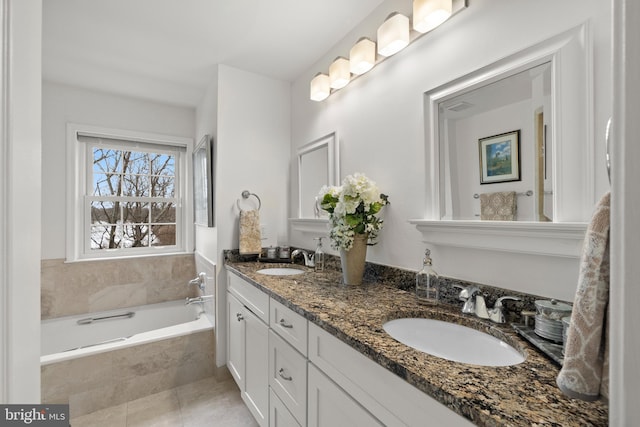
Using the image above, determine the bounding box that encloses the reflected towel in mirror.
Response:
[556,192,610,401]
[480,191,517,220]
[239,209,262,254]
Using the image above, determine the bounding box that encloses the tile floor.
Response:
[70,376,259,427]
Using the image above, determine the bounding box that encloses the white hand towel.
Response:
[479,191,517,220]
[239,209,262,255]
[557,192,610,401]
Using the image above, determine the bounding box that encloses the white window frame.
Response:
[66,123,194,261]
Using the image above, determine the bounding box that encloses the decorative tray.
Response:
[512,323,564,366]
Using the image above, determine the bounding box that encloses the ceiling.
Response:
[42,0,386,108]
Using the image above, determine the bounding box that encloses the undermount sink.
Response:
[383,318,525,367]
[256,267,305,276]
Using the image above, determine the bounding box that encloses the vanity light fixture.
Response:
[413,0,453,33]
[329,56,351,89]
[310,72,331,101]
[349,37,376,75]
[377,12,410,57]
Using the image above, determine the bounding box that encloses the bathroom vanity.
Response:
[224,260,607,427]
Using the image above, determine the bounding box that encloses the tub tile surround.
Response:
[42,329,223,418]
[41,254,198,320]
[224,257,607,426]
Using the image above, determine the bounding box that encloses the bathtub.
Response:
[41,299,217,417]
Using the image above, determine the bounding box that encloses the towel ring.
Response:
[237,190,261,211]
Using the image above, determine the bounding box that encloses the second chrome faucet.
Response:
[455,285,520,324]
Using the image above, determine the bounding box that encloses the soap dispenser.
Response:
[313,237,325,272]
[416,249,440,305]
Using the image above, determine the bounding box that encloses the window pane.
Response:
[123,151,150,175]
[122,174,150,197]
[151,174,175,197]
[122,224,150,248]
[123,202,149,223]
[150,224,176,246]
[151,153,175,176]
[91,225,123,249]
[151,202,176,223]
[91,201,121,224]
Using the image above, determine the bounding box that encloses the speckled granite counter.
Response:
[225,261,608,427]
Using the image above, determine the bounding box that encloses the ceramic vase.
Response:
[340,233,368,285]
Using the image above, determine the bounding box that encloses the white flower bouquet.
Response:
[318,173,390,251]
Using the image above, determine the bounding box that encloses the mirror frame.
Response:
[412,23,592,257]
[193,134,214,227]
[297,131,339,218]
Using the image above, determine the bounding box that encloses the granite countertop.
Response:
[225,261,608,427]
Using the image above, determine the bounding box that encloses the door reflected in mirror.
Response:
[437,63,553,221]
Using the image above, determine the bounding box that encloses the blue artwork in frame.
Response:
[478,130,521,184]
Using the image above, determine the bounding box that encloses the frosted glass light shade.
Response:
[349,37,376,75]
[413,0,453,33]
[377,13,410,57]
[329,57,351,89]
[310,73,330,101]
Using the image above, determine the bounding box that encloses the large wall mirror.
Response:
[413,24,593,257]
[297,132,339,218]
[438,62,552,221]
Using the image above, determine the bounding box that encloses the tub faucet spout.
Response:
[185,295,213,305]
[188,272,206,292]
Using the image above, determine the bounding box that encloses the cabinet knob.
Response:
[236,313,244,321]
[278,368,292,381]
[278,318,293,329]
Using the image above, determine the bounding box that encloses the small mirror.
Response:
[193,134,214,227]
[298,132,339,218]
[438,63,552,221]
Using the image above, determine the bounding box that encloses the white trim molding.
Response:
[409,220,587,258]
[289,218,329,235]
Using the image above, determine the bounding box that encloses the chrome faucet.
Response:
[485,296,521,323]
[291,249,315,268]
[455,285,480,314]
[188,272,206,292]
[185,295,213,305]
[455,285,520,323]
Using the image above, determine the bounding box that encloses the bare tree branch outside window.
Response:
[90,147,176,250]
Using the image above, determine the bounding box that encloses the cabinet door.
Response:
[244,305,269,427]
[270,388,301,427]
[227,292,245,387]
[269,330,307,426]
[308,363,383,427]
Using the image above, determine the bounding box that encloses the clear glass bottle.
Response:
[313,237,325,272]
[416,249,439,305]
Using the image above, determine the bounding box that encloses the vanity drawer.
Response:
[270,298,308,356]
[228,272,269,323]
[269,330,307,426]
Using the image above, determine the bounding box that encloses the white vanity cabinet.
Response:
[227,274,270,427]
[268,298,309,426]
[308,363,383,427]
[226,269,473,427]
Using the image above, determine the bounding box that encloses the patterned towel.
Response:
[239,209,262,254]
[557,192,610,401]
[479,191,517,220]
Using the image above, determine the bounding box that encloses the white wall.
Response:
[1,0,42,402]
[207,65,291,366]
[41,81,196,260]
[289,0,611,301]
[451,100,534,221]
[194,68,219,262]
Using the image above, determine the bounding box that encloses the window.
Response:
[67,125,193,261]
